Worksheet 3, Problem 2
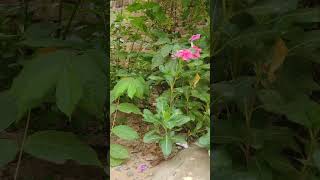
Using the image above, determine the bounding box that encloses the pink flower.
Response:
[174,49,194,61]
[173,46,202,61]
[138,164,148,173]
[189,34,201,41]
[191,45,202,59]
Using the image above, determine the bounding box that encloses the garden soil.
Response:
[110,113,210,180]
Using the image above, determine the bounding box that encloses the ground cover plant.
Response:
[212,0,320,179]
[110,0,210,167]
[0,0,108,179]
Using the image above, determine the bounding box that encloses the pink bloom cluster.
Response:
[189,34,201,41]
[173,34,202,61]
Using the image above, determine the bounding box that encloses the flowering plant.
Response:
[143,34,210,158]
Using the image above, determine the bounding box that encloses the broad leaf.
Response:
[0,139,18,167]
[110,144,129,159]
[117,103,141,115]
[0,92,18,132]
[143,130,161,143]
[56,59,83,117]
[24,131,102,167]
[143,109,159,124]
[112,125,139,141]
[110,157,124,167]
[159,135,172,158]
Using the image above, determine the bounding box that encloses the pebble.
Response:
[145,155,157,161]
[123,166,130,170]
[115,166,122,171]
[127,171,134,177]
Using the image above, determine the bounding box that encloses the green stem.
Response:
[300,128,318,180]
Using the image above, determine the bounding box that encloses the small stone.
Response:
[116,166,121,171]
[127,171,134,177]
[183,177,193,180]
[145,155,157,161]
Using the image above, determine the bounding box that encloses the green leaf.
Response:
[75,51,107,119]
[117,103,141,115]
[110,104,116,114]
[111,77,147,99]
[166,111,191,129]
[171,135,187,144]
[24,131,102,167]
[110,144,129,159]
[127,81,137,99]
[313,149,320,172]
[0,139,18,167]
[143,109,159,124]
[111,77,131,99]
[152,54,165,69]
[0,92,18,132]
[110,157,124,167]
[143,130,161,143]
[160,44,172,57]
[10,51,62,118]
[112,125,139,141]
[56,60,83,117]
[196,130,210,149]
[160,135,172,158]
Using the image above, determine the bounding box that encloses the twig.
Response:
[14,110,31,180]
[62,0,82,40]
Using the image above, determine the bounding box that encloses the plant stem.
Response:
[300,128,318,180]
[62,0,82,40]
[56,0,63,38]
[14,110,31,180]
[111,98,120,130]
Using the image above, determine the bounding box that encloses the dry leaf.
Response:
[192,73,201,88]
[268,38,288,82]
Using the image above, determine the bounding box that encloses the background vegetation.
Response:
[212,0,320,179]
[0,0,107,179]
[110,0,210,166]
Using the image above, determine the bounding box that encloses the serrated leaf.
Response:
[56,60,83,117]
[110,144,129,159]
[0,139,18,167]
[160,135,172,158]
[24,130,102,167]
[112,77,131,99]
[10,51,63,118]
[112,125,139,141]
[127,82,137,99]
[117,103,141,115]
[152,54,164,69]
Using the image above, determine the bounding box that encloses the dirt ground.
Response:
[110,113,210,180]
